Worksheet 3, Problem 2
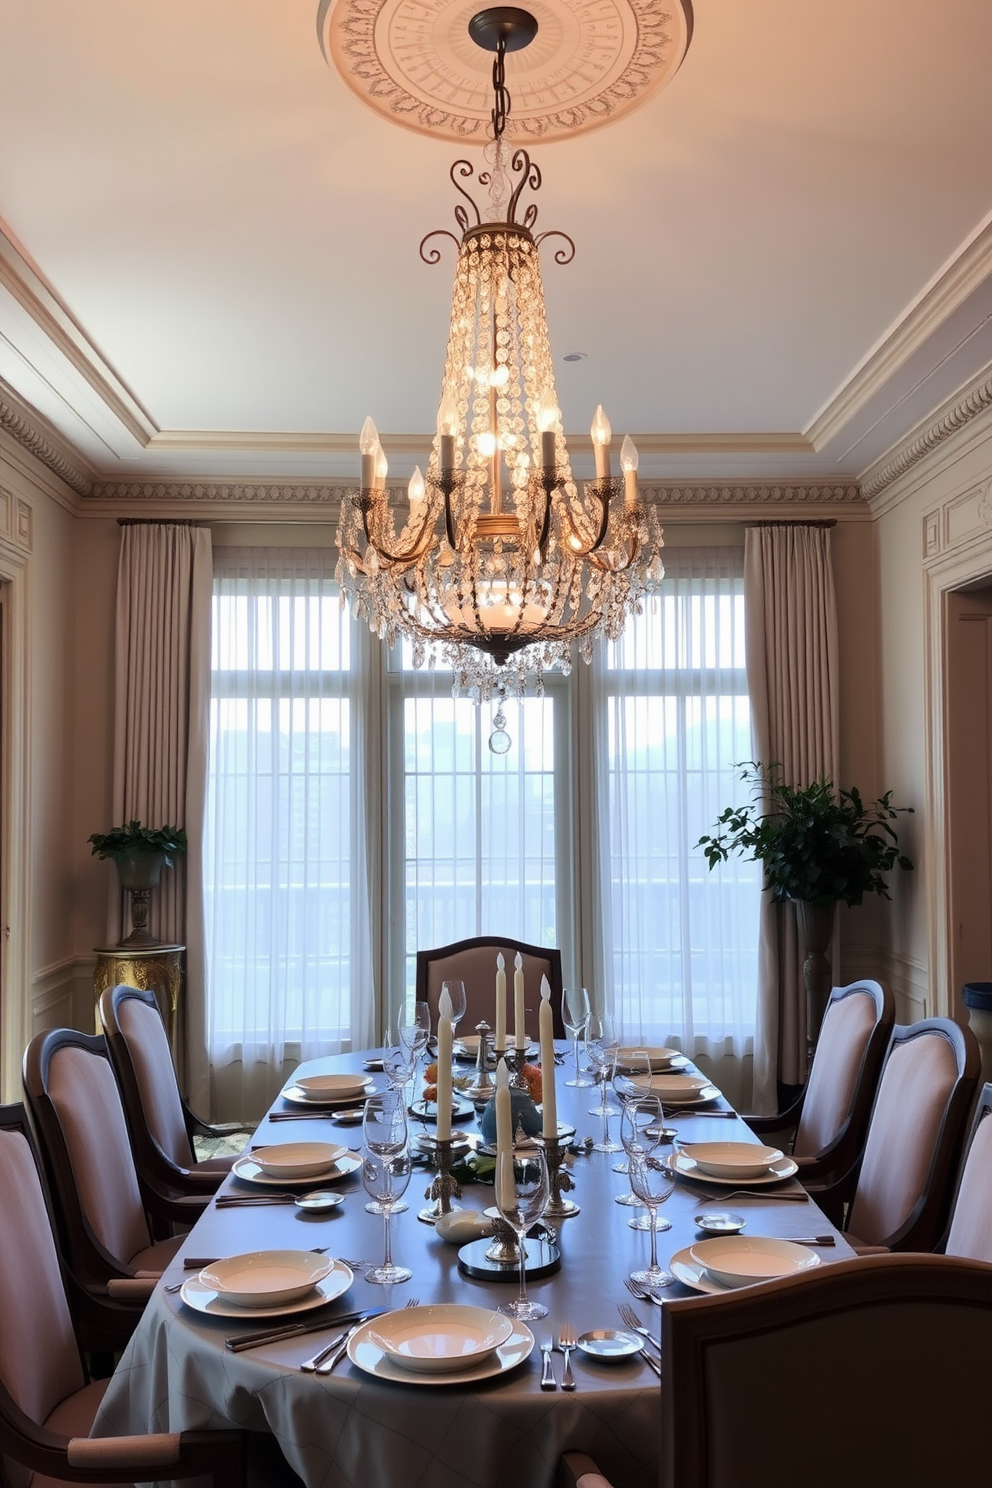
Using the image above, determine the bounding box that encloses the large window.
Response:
[203,542,757,1100]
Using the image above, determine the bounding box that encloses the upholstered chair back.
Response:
[115,992,194,1169]
[793,981,884,1159]
[945,1083,992,1263]
[43,1041,152,1264]
[848,1019,976,1249]
[415,937,564,1040]
[0,1126,83,1433]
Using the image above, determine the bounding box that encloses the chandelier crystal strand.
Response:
[336,7,664,700]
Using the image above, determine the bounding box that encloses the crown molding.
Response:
[148,429,810,459]
[0,381,93,499]
[860,370,992,504]
[805,212,992,452]
[0,222,156,447]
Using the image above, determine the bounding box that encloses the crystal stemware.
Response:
[362,1148,413,1285]
[618,1090,666,1230]
[440,979,467,1037]
[628,1143,677,1290]
[562,986,593,1088]
[587,1013,622,1151]
[363,1091,409,1216]
[495,1147,550,1321]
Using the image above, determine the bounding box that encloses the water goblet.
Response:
[362,1149,413,1285]
[562,986,593,1088]
[495,1147,550,1321]
[440,979,467,1036]
[628,1143,677,1290]
[363,1091,409,1215]
[618,1091,666,1230]
[587,1014,622,1151]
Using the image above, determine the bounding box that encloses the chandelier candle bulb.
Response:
[436,987,454,1142]
[514,952,526,1049]
[591,405,612,479]
[495,1059,513,1210]
[495,952,507,1052]
[539,975,557,1138]
[408,466,425,520]
[374,442,388,491]
[360,416,379,491]
[621,436,639,512]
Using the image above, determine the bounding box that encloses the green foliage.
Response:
[698,762,914,907]
[88,820,187,868]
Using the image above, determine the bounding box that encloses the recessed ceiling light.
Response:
[562,352,587,362]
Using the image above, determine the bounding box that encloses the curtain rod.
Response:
[117,518,207,528]
[746,519,837,529]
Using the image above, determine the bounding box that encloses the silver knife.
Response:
[315,1319,366,1374]
[226,1307,382,1352]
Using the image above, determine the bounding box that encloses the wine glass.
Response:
[587,1013,621,1151]
[382,1029,416,1094]
[612,1049,654,1217]
[363,1092,409,1215]
[628,1142,677,1290]
[440,979,467,1037]
[617,1089,665,1230]
[362,1149,413,1285]
[562,986,593,1088]
[495,1147,550,1321]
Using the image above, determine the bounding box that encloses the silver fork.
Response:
[618,1301,661,1354]
[625,1275,665,1309]
[557,1323,577,1390]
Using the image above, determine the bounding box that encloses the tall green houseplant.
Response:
[699,763,913,1055]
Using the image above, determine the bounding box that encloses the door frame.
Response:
[0,535,30,1101]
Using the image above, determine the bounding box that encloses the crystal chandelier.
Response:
[336,6,665,698]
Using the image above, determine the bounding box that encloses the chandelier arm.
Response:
[419,230,460,264]
[360,495,439,570]
[533,230,576,265]
[450,160,483,227]
[560,482,612,558]
[587,530,640,573]
[506,148,540,225]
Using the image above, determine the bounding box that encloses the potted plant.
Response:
[698,763,913,1055]
[89,821,187,947]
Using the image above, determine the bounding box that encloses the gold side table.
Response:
[93,944,185,1055]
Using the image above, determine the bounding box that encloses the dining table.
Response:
[91,1045,855,1488]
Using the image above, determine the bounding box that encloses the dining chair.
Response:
[99,983,249,1206]
[22,1029,195,1304]
[943,1080,992,1262]
[559,1253,992,1488]
[811,1016,979,1251]
[746,978,893,1186]
[415,935,565,1040]
[0,1101,246,1488]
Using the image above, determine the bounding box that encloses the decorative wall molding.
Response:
[85,478,863,509]
[0,390,93,497]
[861,373,992,502]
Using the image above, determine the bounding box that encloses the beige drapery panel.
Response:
[110,521,213,1105]
[745,524,839,1112]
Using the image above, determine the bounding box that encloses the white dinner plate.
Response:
[367,1304,513,1373]
[688,1236,820,1289]
[670,1246,735,1295]
[231,1152,362,1187]
[294,1074,374,1101]
[282,1083,373,1108]
[179,1260,353,1319]
[347,1315,534,1385]
[632,1073,714,1101]
[200,1249,335,1307]
[615,1047,687,1073]
[251,1142,350,1178]
[678,1142,784,1179]
[670,1152,799,1187]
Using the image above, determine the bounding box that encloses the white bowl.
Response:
[200,1250,335,1307]
[688,1237,820,1290]
[679,1142,784,1179]
[616,1046,680,1072]
[294,1074,370,1101]
[250,1141,348,1178]
[632,1073,712,1100]
[368,1304,513,1373]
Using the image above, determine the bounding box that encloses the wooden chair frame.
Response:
[746,978,893,1186]
[100,983,248,1207]
[0,1103,246,1488]
[415,935,566,1040]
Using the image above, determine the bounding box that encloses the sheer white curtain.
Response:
[592,547,760,1103]
[203,548,373,1119]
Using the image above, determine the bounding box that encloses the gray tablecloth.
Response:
[93,1052,852,1488]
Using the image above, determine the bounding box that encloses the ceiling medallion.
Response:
[318,0,693,143]
[335,8,665,699]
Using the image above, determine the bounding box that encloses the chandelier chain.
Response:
[491,37,510,141]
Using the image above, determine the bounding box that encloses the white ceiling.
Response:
[2,0,992,484]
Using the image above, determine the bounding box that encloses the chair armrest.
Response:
[106,1277,158,1300]
[559,1453,615,1488]
[68,1433,181,1468]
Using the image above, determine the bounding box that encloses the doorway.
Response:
[945,583,992,1007]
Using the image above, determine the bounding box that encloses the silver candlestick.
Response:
[464,1020,495,1102]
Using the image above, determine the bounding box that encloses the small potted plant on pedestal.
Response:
[88,821,187,948]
